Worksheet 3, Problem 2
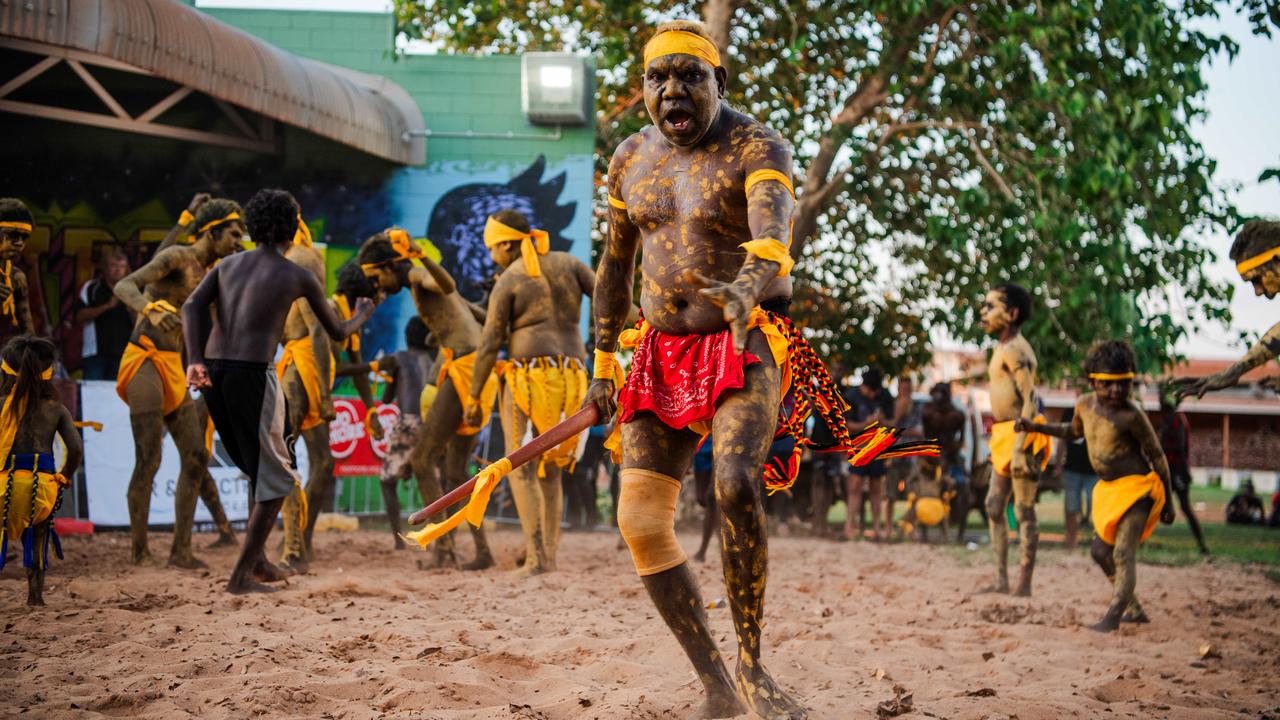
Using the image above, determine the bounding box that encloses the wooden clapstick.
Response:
[406,405,601,525]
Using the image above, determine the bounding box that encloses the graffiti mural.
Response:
[426,155,578,300]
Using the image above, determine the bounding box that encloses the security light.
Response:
[522,53,592,126]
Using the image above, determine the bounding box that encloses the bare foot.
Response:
[688,684,746,719]
[279,554,309,575]
[1121,602,1150,624]
[131,549,158,567]
[208,532,237,549]
[1012,584,1033,598]
[253,560,293,583]
[27,593,45,607]
[692,552,707,563]
[974,581,1010,595]
[226,578,279,594]
[167,550,209,570]
[508,561,547,578]
[734,664,807,720]
[462,552,495,571]
[393,536,406,551]
[1088,615,1121,633]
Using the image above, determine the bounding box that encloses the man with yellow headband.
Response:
[459,207,593,577]
[113,198,245,568]
[0,199,37,345]
[978,283,1052,597]
[1017,340,1174,631]
[1177,220,1280,400]
[357,228,495,571]
[583,20,808,719]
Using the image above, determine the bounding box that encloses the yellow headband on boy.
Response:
[1237,245,1280,275]
[0,221,33,233]
[643,30,721,69]
[1088,372,1135,381]
[484,216,549,277]
[360,229,427,271]
[196,212,241,235]
[1,360,53,380]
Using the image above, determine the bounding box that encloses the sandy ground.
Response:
[1,526,1278,720]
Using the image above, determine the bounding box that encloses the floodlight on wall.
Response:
[522,53,592,126]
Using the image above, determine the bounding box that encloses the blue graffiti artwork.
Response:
[427,155,577,300]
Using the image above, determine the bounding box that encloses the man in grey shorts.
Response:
[183,188,373,594]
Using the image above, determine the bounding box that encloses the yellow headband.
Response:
[293,215,313,247]
[643,29,721,69]
[196,212,241,235]
[484,216,550,278]
[1,360,53,380]
[1237,245,1280,275]
[1088,372,1135,381]
[360,229,427,272]
[0,221,32,233]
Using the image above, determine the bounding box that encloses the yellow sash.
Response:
[116,336,187,416]
[1092,471,1165,546]
[436,348,500,436]
[503,356,588,475]
[276,336,335,431]
[988,417,1053,477]
[0,260,15,323]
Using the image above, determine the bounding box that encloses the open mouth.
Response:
[664,109,693,132]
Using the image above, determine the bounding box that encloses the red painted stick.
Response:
[406,405,601,525]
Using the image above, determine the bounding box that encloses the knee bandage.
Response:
[617,468,687,576]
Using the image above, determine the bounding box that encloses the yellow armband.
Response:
[740,238,794,277]
[744,169,795,198]
[179,210,195,226]
[607,194,627,210]
[593,349,626,389]
[143,299,180,317]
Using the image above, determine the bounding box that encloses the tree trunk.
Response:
[701,0,733,59]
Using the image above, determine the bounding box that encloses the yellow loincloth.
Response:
[436,348,500,436]
[1091,471,1165,546]
[276,336,335,431]
[988,418,1053,477]
[116,336,187,416]
[1,456,69,570]
[502,355,589,475]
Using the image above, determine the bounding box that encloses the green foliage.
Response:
[395,0,1276,379]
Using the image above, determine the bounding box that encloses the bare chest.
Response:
[623,143,749,238]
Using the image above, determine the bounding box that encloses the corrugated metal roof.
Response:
[0,0,424,164]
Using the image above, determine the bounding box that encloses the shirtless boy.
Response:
[183,189,372,593]
[0,336,82,605]
[979,283,1052,596]
[1018,341,1174,631]
[0,199,37,343]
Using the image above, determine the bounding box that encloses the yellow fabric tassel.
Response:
[178,210,195,226]
[332,294,360,352]
[293,215,313,247]
[403,457,513,548]
[204,417,214,455]
[988,417,1054,477]
[74,421,104,432]
[483,216,550,278]
[276,336,332,431]
[0,261,16,323]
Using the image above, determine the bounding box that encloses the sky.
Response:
[196,0,1279,359]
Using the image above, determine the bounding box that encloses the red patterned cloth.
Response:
[616,325,760,430]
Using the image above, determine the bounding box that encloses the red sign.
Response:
[329,397,400,477]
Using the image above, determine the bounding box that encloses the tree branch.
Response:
[965,129,1015,201]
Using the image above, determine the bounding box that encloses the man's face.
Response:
[859,384,877,399]
[930,386,948,406]
[488,242,520,270]
[0,228,29,260]
[363,264,401,294]
[1242,256,1280,299]
[643,53,723,147]
[209,221,246,258]
[103,256,129,284]
[1091,377,1132,408]
[980,290,1013,335]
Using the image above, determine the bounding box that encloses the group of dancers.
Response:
[2,18,1278,719]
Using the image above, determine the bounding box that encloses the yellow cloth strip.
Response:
[277,336,332,431]
[178,210,195,226]
[293,215,313,247]
[143,299,179,318]
[643,29,721,69]
[1237,245,1280,275]
[740,238,795,277]
[1089,372,1135,380]
[1092,471,1165,546]
[435,348,500,436]
[988,417,1053,477]
[403,457,513,549]
[483,216,550,278]
[607,194,627,210]
[74,421,104,432]
[205,417,214,455]
[0,260,15,323]
[116,336,187,416]
[332,295,360,352]
[0,222,32,232]
[196,212,240,235]
[364,406,379,434]
[505,357,588,476]
[1,361,52,380]
[360,228,428,271]
[592,349,626,389]
[2,468,61,564]
[744,168,795,198]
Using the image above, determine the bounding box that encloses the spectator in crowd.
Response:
[1159,391,1209,553]
[1225,479,1266,526]
[844,367,895,541]
[75,247,133,380]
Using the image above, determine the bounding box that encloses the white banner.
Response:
[81,381,261,527]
